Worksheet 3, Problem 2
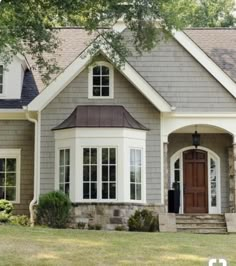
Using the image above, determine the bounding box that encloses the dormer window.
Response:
[0,65,3,94]
[88,62,114,99]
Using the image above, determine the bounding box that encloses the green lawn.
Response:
[0,225,235,266]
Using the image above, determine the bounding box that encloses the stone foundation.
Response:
[69,203,165,230]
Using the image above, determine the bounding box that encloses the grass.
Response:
[0,225,235,266]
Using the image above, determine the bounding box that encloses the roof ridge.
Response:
[185,27,236,30]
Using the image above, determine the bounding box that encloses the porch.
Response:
[162,116,236,215]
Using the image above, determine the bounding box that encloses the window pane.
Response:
[0,173,4,186]
[102,148,108,164]
[102,166,108,181]
[130,166,135,182]
[60,150,64,166]
[130,150,135,165]
[93,86,100,96]
[102,183,108,199]
[136,184,141,200]
[65,149,70,165]
[211,195,217,207]
[135,167,141,183]
[59,184,64,192]
[93,66,100,75]
[130,184,135,200]
[110,183,116,199]
[102,66,109,75]
[136,150,141,166]
[6,173,16,186]
[102,76,109,86]
[0,75,2,84]
[83,149,90,164]
[91,183,97,199]
[174,159,180,169]
[0,159,5,172]
[0,187,5,199]
[110,148,116,164]
[83,166,89,181]
[0,84,2,94]
[91,166,97,181]
[6,187,16,201]
[91,149,97,164]
[65,166,70,183]
[93,76,100,86]
[59,167,64,183]
[110,166,116,181]
[83,183,89,199]
[65,184,70,195]
[174,170,180,182]
[102,87,109,96]
[6,159,16,172]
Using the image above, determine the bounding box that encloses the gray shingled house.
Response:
[1,25,236,232]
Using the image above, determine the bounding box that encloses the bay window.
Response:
[130,149,142,200]
[59,148,70,195]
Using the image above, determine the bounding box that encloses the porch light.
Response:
[192,130,200,148]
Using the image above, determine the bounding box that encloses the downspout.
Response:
[25,108,38,226]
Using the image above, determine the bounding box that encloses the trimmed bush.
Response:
[0,212,10,223]
[128,209,159,232]
[10,215,29,226]
[0,200,13,215]
[36,191,71,228]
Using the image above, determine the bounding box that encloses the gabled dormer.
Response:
[0,54,28,99]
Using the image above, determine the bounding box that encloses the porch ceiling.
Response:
[173,125,226,134]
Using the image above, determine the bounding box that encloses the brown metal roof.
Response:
[53,105,148,131]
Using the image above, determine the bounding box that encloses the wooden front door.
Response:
[183,149,208,213]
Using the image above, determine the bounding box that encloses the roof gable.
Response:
[27,36,172,112]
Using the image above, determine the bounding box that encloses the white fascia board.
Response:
[112,19,127,33]
[173,31,236,99]
[28,36,172,112]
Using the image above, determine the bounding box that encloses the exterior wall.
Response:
[124,30,236,112]
[40,68,162,204]
[168,133,232,213]
[0,120,34,215]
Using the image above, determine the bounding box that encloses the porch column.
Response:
[163,141,169,212]
[229,136,236,212]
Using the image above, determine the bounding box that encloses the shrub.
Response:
[10,215,29,226]
[115,225,127,231]
[0,212,10,223]
[0,200,13,215]
[128,209,158,232]
[36,191,71,228]
[88,223,102,230]
[77,222,86,229]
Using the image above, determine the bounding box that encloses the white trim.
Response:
[88,61,114,99]
[27,36,172,112]
[170,146,221,214]
[0,149,21,204]
[173,31,236,99]
[112,19,126,33]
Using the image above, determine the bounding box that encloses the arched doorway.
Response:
[170,146,221,214]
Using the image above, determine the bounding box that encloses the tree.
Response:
[0,0,235,83]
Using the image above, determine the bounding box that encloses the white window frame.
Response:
[58,148,70,195]
[170,146,221,214]
[82,146,118,201]
[0,149,21,203]
[129,148,143,201]
[88,61,114,99]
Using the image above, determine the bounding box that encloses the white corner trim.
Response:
[27,36,172,112]
[173,31,236,99]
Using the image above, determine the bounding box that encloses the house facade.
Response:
[1,25,236,228]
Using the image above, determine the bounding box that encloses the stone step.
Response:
[176,219,225,224]
[176,214,224,219]
[177,223,226,229]
[177,227,227,234]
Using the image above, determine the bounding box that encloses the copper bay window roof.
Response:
[53,105,148,131]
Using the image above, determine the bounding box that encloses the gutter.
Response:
[24,108,38,226]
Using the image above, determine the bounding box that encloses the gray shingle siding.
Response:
[0,120,34,215]
[168,133,232,213]
[40,68,162,204]
[124,30,236,112]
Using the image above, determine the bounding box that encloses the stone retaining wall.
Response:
[69,203,164,230]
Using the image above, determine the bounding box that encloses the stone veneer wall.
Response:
[70,203,164,230]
